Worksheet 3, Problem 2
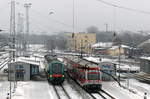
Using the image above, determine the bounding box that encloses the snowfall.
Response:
[0,45,150,99]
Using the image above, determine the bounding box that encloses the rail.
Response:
[100,90,116,99]
[52,84,71,99]
[60,84,72,99]
[0,58,11,70]
[52,85,61,99]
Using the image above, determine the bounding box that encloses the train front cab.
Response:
[83,69,102,92]
[48,62,65,85]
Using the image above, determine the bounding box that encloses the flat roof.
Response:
[140,57,150,61]
[10,59,40,66]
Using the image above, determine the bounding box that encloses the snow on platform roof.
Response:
[92,42,113,48]
[109,45,131,50]
[11,58,40,66]
[84,57,100,63]
[140,56,150,61]
[84,57,113,63]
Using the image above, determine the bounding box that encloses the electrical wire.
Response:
[30,8,84,31]
[73,0,75,34]
[97,0,150,15]
[29,15,58,33]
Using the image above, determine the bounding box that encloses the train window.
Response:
[79,72,85,79]
[88,73,100,80]
[52,63,62,74]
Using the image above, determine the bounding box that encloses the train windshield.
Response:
[52,63,62,74]
[88,72,100,80]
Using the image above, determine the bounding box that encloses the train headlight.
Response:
[62,75,64,77]
[50,75,52,77]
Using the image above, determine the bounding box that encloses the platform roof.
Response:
[140,57,150,61]
[10,59,40,66]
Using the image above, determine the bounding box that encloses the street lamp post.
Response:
[118,44,121,83]
[9,51,12,99]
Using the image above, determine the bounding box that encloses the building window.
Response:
[16,65,24,70]
[85,35,88,38]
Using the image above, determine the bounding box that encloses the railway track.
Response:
[66,72,96,99]
[52,85,61,99]
[52,84,71,99]
[91,90,116,99]
[100,90,116,99]
[122,73,150,83]
[0,58,11,70]
[133,74,150,83]
[66,72,116,99]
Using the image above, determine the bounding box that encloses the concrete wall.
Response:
[140,59,150,74]
[107,47,124,56]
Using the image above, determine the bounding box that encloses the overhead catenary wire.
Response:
[30,8,84,31]
[73,0,75,34]
[97,0,150,15]
[29,15,59,32]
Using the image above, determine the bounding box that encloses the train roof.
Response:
[65,56,99,68]
[78,59,98,68]
[44,54,60,63]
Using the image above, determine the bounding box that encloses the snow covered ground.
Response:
[0,81,15,99]
[12,81,54,99]
[0,47,149,99]
[4,80,93,99]
[102,81,143,99]
[121,79,150,99]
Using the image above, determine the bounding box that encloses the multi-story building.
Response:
[67,33,96,53]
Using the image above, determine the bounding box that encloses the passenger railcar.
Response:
[64,56,102,91]
[99,61,116,81]
[44,54,65,84]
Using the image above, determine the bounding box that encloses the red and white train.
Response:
[64,56,102,91]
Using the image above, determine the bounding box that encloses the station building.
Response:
[140,57,150,74]
[8,60,40,81]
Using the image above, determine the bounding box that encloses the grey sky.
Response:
[0,0,150,34]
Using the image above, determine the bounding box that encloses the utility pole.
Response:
[118,44,121,83]
[10,1,16,62]
[17,13,21,56]
[24,3,31,52]
[80,40,83,58]
[9,1,16,98]
[17,13,24,56]
[72,0,76,52]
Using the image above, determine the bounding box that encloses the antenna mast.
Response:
[24,3,31,52]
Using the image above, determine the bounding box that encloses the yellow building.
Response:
[107,45,130,56]
[68,33,96,53]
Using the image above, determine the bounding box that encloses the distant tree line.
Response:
[86,26,150,47]
[0,26,149,52]
[44,33,68,51]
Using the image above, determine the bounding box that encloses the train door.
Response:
[30,64,39,79]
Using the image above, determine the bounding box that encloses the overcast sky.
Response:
[0,0,150,34]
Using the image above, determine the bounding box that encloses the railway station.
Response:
[8,60,40,81]
[0,0,150,99]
